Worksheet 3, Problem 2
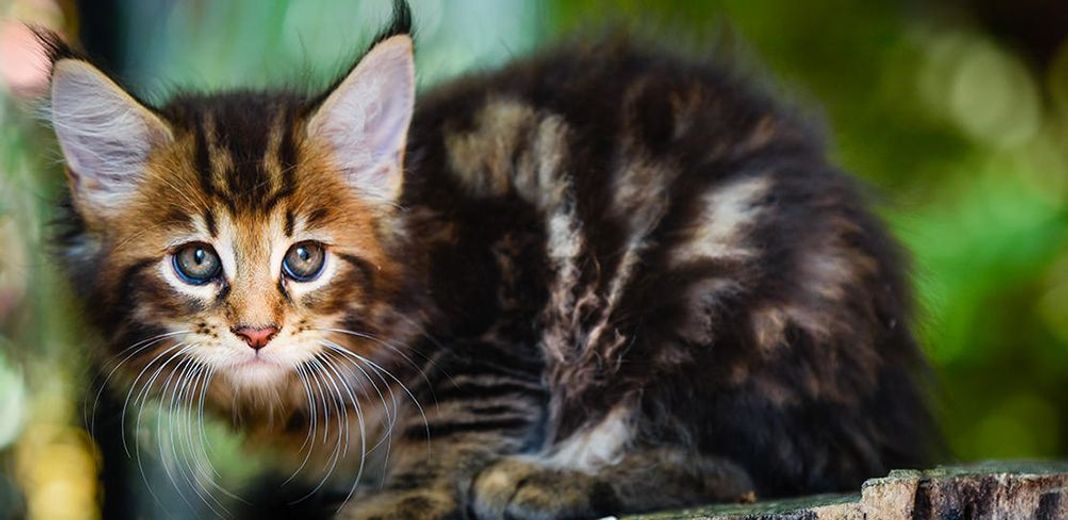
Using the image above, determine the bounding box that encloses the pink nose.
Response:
[232,325,279,350]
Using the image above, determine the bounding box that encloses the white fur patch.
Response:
[670,176,771,266]
[799,244,874,303]
[544,404,633,473]
[446,100,538,198]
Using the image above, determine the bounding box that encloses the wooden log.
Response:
[623,461,1068,519]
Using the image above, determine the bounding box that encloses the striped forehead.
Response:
[172,93,304,214]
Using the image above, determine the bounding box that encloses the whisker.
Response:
[290,357,347,504]
[175,362,231,514]
[145,349,198,513]
[131,345,200,512]
[87,330,190,437]
[320,327,439,395]
[282,364,319,486]
[307,359,331,446]
[121,342,190,511]
[163,357,224,516]
[314,353,349,460]
[321,340,430,455]
[318,327,440,452]
[317,344,396,479]
[120,342,188,456]
[162,361,239,515]
[322,342,397,454]
[191,366,246,505]
[318,349,369,510]
[315,357,346,469]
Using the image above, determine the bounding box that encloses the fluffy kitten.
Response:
[43,1,937,518]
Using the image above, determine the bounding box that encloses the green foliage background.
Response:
[2,0,1067,517]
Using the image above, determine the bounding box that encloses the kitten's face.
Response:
[102,125,393,389]
[49,36,417,397]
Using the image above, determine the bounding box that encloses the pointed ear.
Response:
[50,59,171,217]
[307,34,415,204]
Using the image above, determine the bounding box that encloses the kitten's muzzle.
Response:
[232,325,279,350]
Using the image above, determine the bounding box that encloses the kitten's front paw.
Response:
[340,489,458,520]
[469,457,616,520]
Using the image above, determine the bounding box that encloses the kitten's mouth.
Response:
[227,354,290,386]
[235,358,275,369]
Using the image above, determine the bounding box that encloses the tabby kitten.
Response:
[43,1,936,518]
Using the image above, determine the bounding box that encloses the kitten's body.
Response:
[44,3,936,518]
[406,34,933,486]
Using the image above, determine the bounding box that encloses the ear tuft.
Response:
[374,0,412,45]
[29,26,81,67]
[50,59,171,217]
[307,34,415,204]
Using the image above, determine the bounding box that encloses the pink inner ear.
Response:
[308,35,414,202]
[50,59,171,214]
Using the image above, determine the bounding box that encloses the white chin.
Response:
[227,359,290,387]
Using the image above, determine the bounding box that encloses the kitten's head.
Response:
[42,6,422,402]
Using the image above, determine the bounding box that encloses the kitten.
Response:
[41,1,938,518]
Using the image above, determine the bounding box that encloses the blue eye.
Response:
[172,243,222,285]
[282,241,325,282]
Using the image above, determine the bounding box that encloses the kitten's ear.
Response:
[307,34,415,204]
[49,59,171,217]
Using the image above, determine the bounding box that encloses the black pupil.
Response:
[194,248,207,265]
[296,247,311,263]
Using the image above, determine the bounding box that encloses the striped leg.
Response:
[341,339,546,520]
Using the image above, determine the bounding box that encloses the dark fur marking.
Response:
[1037,492,1061,520]
[284,209,295,237]
[336,253,375,289]
[306,207,331,227]
[204,208,217,237]
[164,209,193,228]
[433,381,545,403]
[278,108,298,193]
[192,114,216,198]
[405,417,530,441]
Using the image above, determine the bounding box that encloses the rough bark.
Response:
[627,462,1068,520]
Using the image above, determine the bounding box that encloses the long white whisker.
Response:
[320,342,396,452]
[291,357,346,503]
[193,366,245,504]
[314,353,349,461]
[121,342,187,456]
[317,343,396,478]
[321,340,430,454]
[315,355,348,461]
[179,365,210,489]
[167,357,228,517]
[88,330,190,436]
[122,342,189,510]
[174,363,233,514]
[282,364,318,486]
[327,319,454,405]
[318,349,369,510]
[320,328,438,394]
[149,351,198,513]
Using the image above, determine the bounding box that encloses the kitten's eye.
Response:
[282,241,326,282]
[173,243,222,285]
